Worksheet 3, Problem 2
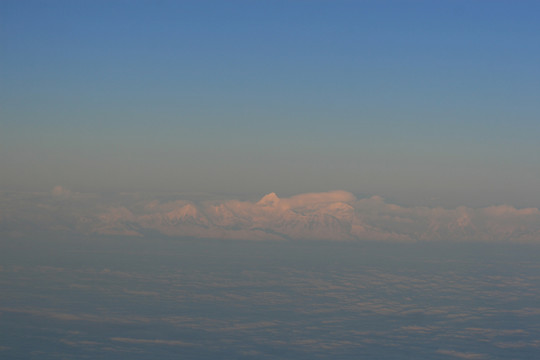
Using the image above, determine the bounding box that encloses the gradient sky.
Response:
[1,0,539,207]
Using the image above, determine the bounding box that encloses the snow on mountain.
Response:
[256,192,280,207]
[86,191,540,242]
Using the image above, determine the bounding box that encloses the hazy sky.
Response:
[2,0,539,207]
[3,4,540,356]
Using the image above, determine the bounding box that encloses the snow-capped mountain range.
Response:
[93,191,540,242]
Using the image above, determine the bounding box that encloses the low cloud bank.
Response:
[2,188,540,242]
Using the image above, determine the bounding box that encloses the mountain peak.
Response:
[257,192,280,206]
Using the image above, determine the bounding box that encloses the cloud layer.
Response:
[2,188,540,242]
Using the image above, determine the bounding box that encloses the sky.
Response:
[3,3,540,358]
[1,0,540,209]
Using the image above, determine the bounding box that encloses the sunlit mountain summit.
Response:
[257,192,280,207]
[61,190,540,243]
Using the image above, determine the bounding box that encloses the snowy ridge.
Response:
[91,191,540,242]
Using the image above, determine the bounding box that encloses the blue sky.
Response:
[2,4,540,357]
[1,0,539,207]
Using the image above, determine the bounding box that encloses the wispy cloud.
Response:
[436,349,487,359]
[110,337,195,347]
[51,185,72,198]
